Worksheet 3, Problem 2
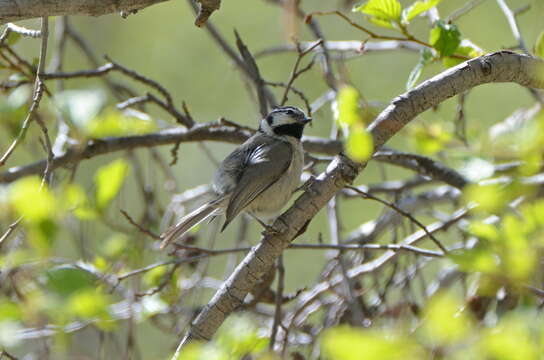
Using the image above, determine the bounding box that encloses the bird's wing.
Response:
[222,139,292,231]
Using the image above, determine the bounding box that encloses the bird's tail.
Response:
[160,199,223,249]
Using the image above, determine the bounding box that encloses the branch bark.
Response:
[0,0,174,24]
[172,51,544,356]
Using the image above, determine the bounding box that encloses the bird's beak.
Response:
[302,117,312,125]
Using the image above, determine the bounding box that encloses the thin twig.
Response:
[0,217,22,250]
[270,255,285,351]
[346,186,449,254]
[120,209,160,240]
[0,17,49,168]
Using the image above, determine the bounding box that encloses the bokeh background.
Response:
[1,0,543,358]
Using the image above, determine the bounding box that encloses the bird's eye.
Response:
[285,109,294,115]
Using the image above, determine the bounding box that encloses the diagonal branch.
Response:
[172,51,544,355]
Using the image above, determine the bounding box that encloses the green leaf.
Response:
[402,0,441,23]
[346,127,373,162]
[44,265,97,297]
[94,159,130,210]
[535,31,544,58]
[353,0,402,28]
[442,39,485,67]
[406,48,434,90]
[429,20,461,57]
[10,177,57,222]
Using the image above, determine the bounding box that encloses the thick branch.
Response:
[0,0,171,24]
[173,51,544,354]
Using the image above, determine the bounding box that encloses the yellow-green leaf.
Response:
[402,0,441,23]
[353,0,402,28]
[535,31,544,59]
[10,177,57,222]
[94,159,130,210]
[86,109,156,138]
[68,289,110,319]
[463,183,507,213]
[346,127,373,162]
[322,326,423,360]
[337,86,361,127]
[421,292,472,344]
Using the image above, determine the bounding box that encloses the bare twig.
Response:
[0,123,342,184]
[269,255,284,351]
[0,217,22,250]
[373,148,469,189]
[346,185,449,254]
[120,209,161,240]
[280,40,322,106]
[0,17,49,168]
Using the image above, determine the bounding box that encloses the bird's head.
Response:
[259,106,312,139]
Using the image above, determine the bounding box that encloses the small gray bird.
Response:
[160,106,311,249]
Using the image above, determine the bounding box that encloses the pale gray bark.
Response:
[0,0,170,24]
[173,51,544,356]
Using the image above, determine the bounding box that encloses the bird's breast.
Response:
[247,141,304,218]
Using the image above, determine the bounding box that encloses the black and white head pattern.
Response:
[259,106,311,139]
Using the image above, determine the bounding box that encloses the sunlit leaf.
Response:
[463,183,507,213]
[449,248,499,274]
[44,265,97,297]
[336,86,362,127]
[68,289,110,319]
[86,109,157,138]
[102,233,129,258]
[346,127,373,162]
[10,177,57,222]
[322,326,423,360]
[61,184,97,220]
[402,0,441,23]
[0,301,21,321]
[429,20,461,57]
[353,0,402,28]
[421,292,472,344]
[480,315,539,360]
[535,31,544,59]
[217,316,269,357]
[411,123,452,155]
[94,159,130,210]
[175,343,227,360]
[467,221,499,242]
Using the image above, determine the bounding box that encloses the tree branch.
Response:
[0,0,171,24]
[0,123,342,183]
[172,51,544,355]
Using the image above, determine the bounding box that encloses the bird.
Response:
[160,106,312,249]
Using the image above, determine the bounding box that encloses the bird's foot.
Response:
[295,175,316,193]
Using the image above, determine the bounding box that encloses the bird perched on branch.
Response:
[160,106,311,249]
